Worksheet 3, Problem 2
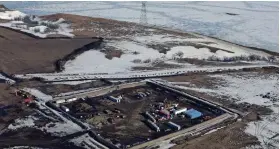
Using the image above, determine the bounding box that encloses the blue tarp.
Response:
[185,109,202,119]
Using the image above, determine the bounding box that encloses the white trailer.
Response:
[55,99,66,104]
[61,105,70,112]
[66,97,78,103]
[108,96,121,103]
[167,121,181,130]
[145,111,156,123]
[146,119,160,132]
[174,108,187,115]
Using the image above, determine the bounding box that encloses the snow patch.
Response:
[22,88,53,102]
[29,25,47,33]
[167,46,212,59]
[0,17,74,38]
[40,122,82,137]
[0,73,16,84]
[51,80,94,85]
[69,133,109,149]
[64,40,165,73]
[8,116,36,130]
[0,10,26,20]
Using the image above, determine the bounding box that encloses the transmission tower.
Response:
[140,1,147,25]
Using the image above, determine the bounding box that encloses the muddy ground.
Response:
[171,121,259,149]
[0,127,85,149]
[0,27,97,74]
[0,82,33,131]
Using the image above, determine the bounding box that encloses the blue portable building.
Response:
[184,108,202,119]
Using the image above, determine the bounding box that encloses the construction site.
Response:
[49,80,237,148]
[0,3,278,149]
[2,65,277,149]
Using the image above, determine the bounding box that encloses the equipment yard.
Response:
[55,81,236,148]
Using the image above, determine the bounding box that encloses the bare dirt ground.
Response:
[15,80,110,96]
[163,67,278,149]
[41,13,144,38]
[163,67,277,89]
[0,27,96,74]
[0,127,84,149]
[0,83,17,104]
[171,121,259,149]
[0,83,32,131]
[41,13,196,39]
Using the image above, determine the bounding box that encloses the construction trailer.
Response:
[108,96,121,103]
[144,111,156,123]
[184,108,203,119]
[55,99,66,104]
[146,119,160,132]
[174,108,187,115]
[66,97,78,103]
[61,105,70,112]
[167,121,181,131]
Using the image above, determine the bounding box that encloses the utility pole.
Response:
[140,1,147,25]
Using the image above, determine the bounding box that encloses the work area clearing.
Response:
[44,79,238,149]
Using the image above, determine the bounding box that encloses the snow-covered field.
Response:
[2,1,278,52]
[171,72,279,148]
[8,116,36,130]
[63,33,272,74]
[0,3,277,76]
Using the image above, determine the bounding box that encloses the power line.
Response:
[140,1,147,25]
